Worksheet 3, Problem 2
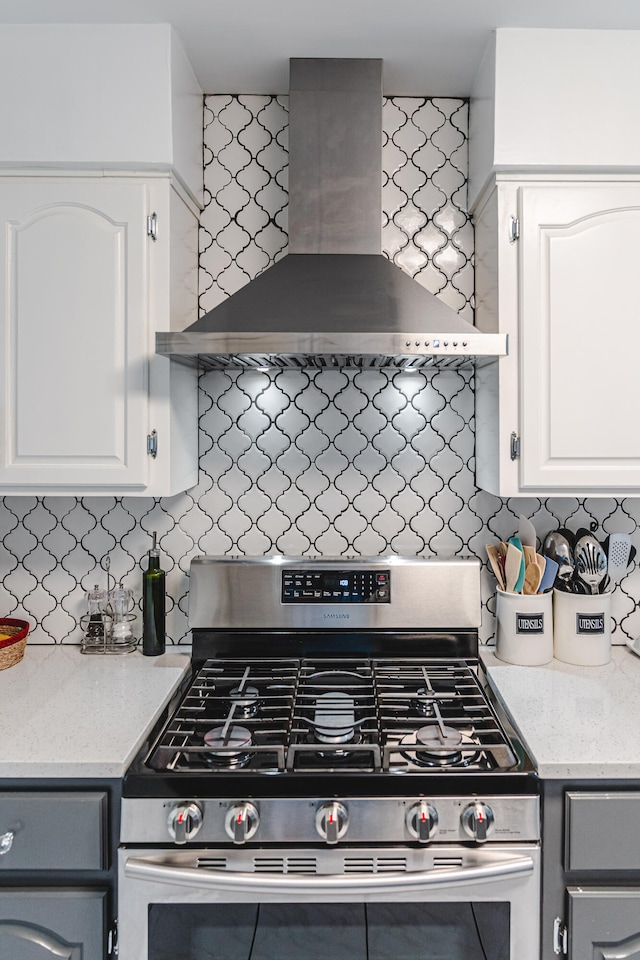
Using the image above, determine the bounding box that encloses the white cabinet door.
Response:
[475,179,640,496]
[0,176,198,495]
[519,182,640,492]
[0,178,149,489]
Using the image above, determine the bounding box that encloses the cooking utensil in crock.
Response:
[508,537,526,593]
[505,542,523,593]
[574,534,607,595]
[538,555,559,593]
[486,544,506,592]
[523,562,542,595]
[605,533,632,582]
[518,515,537,551]
[543,531,574,590]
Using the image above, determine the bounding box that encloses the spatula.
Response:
[523,562,542,595]
[505,541,524,593]
[538,555,559,593]
[508,537,526,593]
[518,514,537,551]
[486,544,506,591]
[605,533,633,583]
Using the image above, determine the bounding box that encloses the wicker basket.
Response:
[0,619,30,671]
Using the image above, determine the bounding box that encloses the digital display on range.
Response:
[282,570,390,604]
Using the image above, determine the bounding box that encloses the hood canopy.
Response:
[157,58,507,370]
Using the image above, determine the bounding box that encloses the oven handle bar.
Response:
[124,853,534,895]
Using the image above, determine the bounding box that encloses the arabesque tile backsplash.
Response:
[1,95,638,646]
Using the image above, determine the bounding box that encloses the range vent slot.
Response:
[197,858,228,870]
[194,353,484,372]
[253,857,318,874]
[344,857,407,874]
[434,857,464,869]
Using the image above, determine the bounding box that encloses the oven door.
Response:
[118,843,540,960]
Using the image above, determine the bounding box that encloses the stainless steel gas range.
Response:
[119,556,540,960]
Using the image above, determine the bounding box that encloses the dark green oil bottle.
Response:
[142,532,165,656]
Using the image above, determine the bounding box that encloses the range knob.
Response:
[406,801,438,843]
[167,802,203,844]
[461,802,494,843]
[224,801,260,844]
[315,801,349,844]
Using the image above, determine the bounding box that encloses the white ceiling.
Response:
[1,0,640,95]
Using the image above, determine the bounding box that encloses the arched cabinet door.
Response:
[0,178,148,490]
[568,888,640,959]
[0,890,105,960]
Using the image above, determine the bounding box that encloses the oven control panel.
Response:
[282,569,390,603]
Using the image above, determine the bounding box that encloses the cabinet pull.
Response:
[510,432,521,461]
[147,430,158,459]
[0,830,14,855]
[553,917,568,955]
[147,212,158,242]
[508,216,520,243]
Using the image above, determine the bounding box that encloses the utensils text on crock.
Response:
[574,534,608,595]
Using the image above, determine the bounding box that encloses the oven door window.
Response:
[148,902,509,959]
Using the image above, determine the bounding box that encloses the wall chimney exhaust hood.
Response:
[157,59,507,370]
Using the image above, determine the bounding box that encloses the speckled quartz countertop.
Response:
[482,645,640,779]
[0,645,191,778]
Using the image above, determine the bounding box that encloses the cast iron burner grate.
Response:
[145,658,517,775]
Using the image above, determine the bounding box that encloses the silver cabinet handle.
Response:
[125,853,534,896]
[0,920,81,958]
[0,831,14,856]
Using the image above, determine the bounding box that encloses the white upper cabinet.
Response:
[475,178,640,497]
[0,175,198,496]
[0,24,203,207]
[0,24,202,496]
[471,29,640,497]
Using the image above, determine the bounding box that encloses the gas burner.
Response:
[202,724,255,768]
[413,687,436,718]
[309,691,360,758]
[229,683,260,719]
[400,724,481,769]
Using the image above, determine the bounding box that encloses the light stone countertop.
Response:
[482,644,640,779]
[0,644,191,778]
[4,642,640,781]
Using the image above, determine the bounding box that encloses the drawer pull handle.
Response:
[0,831,14,855]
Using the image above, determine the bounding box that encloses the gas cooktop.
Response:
[144,656,518,776]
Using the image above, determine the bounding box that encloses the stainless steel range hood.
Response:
[157,59,507,370]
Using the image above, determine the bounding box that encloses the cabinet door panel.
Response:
[568,887,640,960]
[520,184,640,491]
[0,889,105,959]
[0,179,148,488]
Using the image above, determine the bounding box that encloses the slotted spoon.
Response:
[574,534,607,595]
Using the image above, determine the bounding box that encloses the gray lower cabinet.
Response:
[0,888,106,960]
[0,786,118,960]
[542,784,640,960]
[568,888,640,959]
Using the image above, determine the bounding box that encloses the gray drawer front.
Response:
[565,792,640,871]
[0,792,106,871]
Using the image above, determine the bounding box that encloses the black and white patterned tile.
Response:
[0,94,637,647]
